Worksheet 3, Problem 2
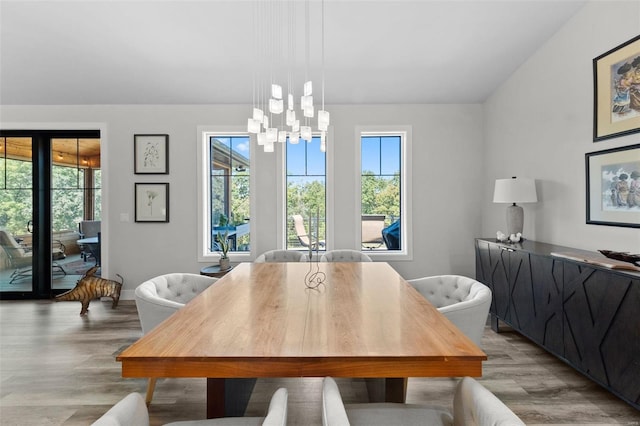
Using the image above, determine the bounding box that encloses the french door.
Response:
[0,130,100,299]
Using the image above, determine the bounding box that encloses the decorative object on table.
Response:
[586,144,640,228]
[509,232,522,243]
[135,183,169,223]
[593,35,640,141]
[551,251,640,272]
[54,266,123,316]
[134,134,169,174]
[598,250,640,266]
[216,229,231,271]
[200,264,233,277]
[493,176,538,236]
[305,209,326,290]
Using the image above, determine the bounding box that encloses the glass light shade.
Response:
[304,80,313,96]
[264,141,274,152]
[269,98,284,114]
[301,95,313,109]
[263,115,269,128]
[257,132,267,146]
[288,93,294,110]
[300,126,312,141]
[320,130,326,143]
[247,118,261,133]
[320,139,326,152]
[286,109,296,126]
[303,104,314,118]
[266,127,278,142]
[292,120,300,132]
[278,130,287,143]
[271,84,282,99]
[493,177,538,203]
[318,110,330,130]
[289,131,300,144]
[253,108,264,121]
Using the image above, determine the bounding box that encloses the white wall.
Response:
[1,103,484,297]
[483,0,640,252]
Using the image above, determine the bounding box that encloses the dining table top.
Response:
[118,261,486,380]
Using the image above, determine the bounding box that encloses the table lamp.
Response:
[493,177,537,237]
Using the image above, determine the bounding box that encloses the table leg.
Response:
[384,378,408,403]
[206,378,226,419]
[206,378,257,419]
[365,378,408,403]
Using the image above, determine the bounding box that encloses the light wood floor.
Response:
[0,300,638,425]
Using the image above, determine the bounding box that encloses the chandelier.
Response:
[247,0,330,153]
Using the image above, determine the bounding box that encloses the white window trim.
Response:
[277,127,334,251]
[355,125,413,261]
[196,126,255,263]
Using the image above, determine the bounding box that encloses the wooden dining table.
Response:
[118,262,486,418]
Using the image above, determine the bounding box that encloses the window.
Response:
[197,129,251,260]
[285,136,326,251]
[358,128,412,259]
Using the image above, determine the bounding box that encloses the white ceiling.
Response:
[0,0,586,105]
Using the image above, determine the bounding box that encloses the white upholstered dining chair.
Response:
[134,273,219,405]
[406,275,491,347]
[321,376,524,426]
[92,388,288,426]
[320,250,372,262]
[255,249,309,263]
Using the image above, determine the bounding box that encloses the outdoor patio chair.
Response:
[0,228,66,284]
[292,214,325,249]
[361,214,385,249]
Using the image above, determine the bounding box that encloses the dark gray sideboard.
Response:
[475,238,640,410]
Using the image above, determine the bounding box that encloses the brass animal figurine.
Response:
[55,266,123,316]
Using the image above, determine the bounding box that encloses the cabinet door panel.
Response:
[475,240,509,320]
[512,254,563,355]
[563,263,634,388]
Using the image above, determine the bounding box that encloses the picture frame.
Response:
[593,35,640,141]
[135,183,169,223]
[586,143,640,228]
[134,134,169,174]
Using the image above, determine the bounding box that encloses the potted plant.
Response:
[217,229,231,271]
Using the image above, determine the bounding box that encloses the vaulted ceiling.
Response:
[0,0,586,105]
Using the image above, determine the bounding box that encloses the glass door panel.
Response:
[51,138,101,289]
[0,137,34,292]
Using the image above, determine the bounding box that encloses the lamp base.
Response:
[506,203,524,236]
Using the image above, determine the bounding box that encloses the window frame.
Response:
[197,126,255,262]
[277,129,334,251]
[355,126,412,261]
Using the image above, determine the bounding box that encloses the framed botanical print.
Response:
[135,183,169,223]
[134,134,169,174]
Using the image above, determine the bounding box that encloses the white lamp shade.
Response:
[493,177,538,203]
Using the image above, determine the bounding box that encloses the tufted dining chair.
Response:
[255,249,309,263]
[320,250,372,262]
[406,275,491,347]
[134,273,219,405]
[321,376,524,426]
[92,388,289,426]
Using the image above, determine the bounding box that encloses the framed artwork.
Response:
[586,143,640,228]
[135,183,169,223]
[134,134,169,174]
[593,35,640,141]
